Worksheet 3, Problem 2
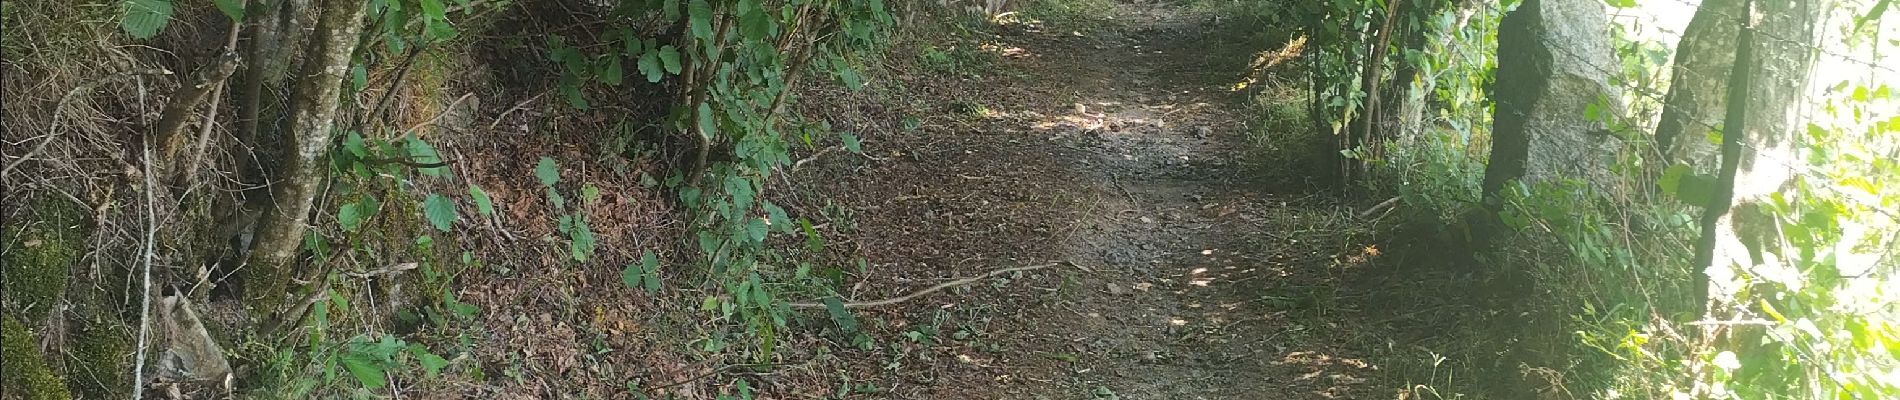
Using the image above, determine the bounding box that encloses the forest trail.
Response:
[798,2,1406,398]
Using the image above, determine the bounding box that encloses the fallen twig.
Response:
[787,263,1057,309]
[1356,196,1400,220]
[132,143,159,400]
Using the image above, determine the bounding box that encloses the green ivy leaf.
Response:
[535,157,561,186]
[121,0,173,39]
[663,0,681,21]
[423,194,457,232]
[688,0,714,40]
[468,184,495,216]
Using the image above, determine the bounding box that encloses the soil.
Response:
[767,3,1407,399]
[442,2,1434,399]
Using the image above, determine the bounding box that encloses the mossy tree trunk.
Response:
[241,0,369,319]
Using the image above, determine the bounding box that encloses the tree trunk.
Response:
[1669,0,1817,311]
[1652,0,1747,170]
[241,0,369,315]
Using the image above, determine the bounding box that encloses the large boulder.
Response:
[1480,0,1625,197]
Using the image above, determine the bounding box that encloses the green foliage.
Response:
[533,0,894,361]
[120,0,171,39]
[622,250,663,293]
[1331,0,1900,397]
[423,193,458,232]
[0,196,85,323]
[1,314,70,400]
[534,156,600,262]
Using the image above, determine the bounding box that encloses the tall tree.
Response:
[241,0,370,315]
[1662,0,1819,311]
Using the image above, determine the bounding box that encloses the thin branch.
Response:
[1356,197,1401,220]
[132,143,159,400]
[787,264,1057,309]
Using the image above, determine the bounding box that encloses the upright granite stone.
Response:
[1481,0,1625,197]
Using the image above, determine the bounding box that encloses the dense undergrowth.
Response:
[2,0,1893,398]
[1209,0,1899,398]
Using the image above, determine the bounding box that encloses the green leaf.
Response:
[688,0,714,39]
[407,344,450,378]
[824,296,859,334]
[763,201,789,232]
[535,157,561,186]
[641,251,661,292]
[351,63,369,92]
[840,132,863,154]
[214,0,244,22]
[121,0,173,39]
[599,56,625,86]
[1857,0,1891,30]
[1658,164,1690,195]
[559,79,590,110]
[405,135,449,177]
[581,184,601,204]
[339,353,388,389]
[663,0,681,21]
[696,103,716,139]
[468,184,495,216]
[339,202,370,232]
[569,220,596,261]
[658,46,683,74]
[622,260,644,289]
[420,0,447,19]
[737,0,770,40]
[639,51,663,83]
[423,194,457,232]
[746,217,768,242]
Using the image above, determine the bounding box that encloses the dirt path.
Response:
[787,3,1405,399]
[1014,9,1391,400]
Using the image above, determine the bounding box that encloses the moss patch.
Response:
[2,314,72,400]
[62,308,133,399]
[1,196,87,322]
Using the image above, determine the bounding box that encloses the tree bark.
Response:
[1693,0,1755,312]
[241,0,369,315]
[1667,0,1817,312]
